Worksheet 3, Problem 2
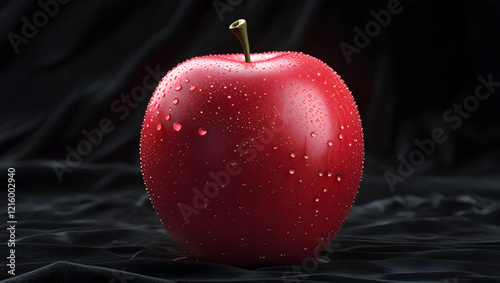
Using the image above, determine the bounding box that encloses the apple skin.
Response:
[140,51,364,265]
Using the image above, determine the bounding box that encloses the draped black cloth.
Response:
[1,0,499,282]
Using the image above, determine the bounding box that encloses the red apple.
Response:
[140,19,364,265]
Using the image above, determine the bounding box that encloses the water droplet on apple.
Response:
[290,152,296,158]
[156,123,162,131]
[318,171,324,177]
[336,172,342,181]
[173,98,179,105]
[189,85,196,91]
[165,114,171,121]
[198,127,207,136]
[327,170,333,177]
[227,95,232,99]
[310,131,317,138]
[340,125,345,130]
[314,197,320,203]
[317,72,321,76]
[338,133,343,139]
[288,167,296,175]
[323,188,327,193]
[303,154,309,160]
[175,84,182,91]
[184,78,189,83]
[328,140,334,147]
[173,122,182,131]
[169,107,173,112]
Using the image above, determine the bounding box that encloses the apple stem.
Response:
[230,19,251,63]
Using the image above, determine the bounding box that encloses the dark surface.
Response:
[1,0,500,282]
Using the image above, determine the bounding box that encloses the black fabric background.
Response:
[1,0,500,282]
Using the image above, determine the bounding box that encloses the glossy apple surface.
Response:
[140,51,364,265]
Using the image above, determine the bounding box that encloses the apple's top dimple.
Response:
[188,51,305,65]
